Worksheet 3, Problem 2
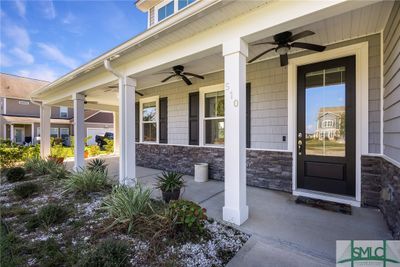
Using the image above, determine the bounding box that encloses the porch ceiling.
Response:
[46,1,392,109]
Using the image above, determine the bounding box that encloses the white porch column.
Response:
[10,124,14,142]
[73,93,85,170]
[31,123,35,144]
[222,38,249,225]
[113,111,120,155]
[119,76,136,186]
[40,105,51,158]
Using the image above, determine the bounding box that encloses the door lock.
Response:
[297,133,303,155]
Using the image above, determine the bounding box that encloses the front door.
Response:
[297,56,356,196]
[14,127,25,144]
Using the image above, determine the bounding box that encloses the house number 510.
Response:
[225,82,239,108]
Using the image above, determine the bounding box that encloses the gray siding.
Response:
[383,2,400,163]
[138,35,381,151]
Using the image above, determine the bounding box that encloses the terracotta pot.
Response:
[162,188,181,203]
[84,151,89,158]
[48,156,64,164]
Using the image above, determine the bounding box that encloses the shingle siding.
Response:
[383,1,400,163]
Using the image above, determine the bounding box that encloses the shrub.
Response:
[63,168,108,194]
[13,182,39,199]
[81,239,129,267]
[50,144,68,159]
[49,164,70,180]
[156,171,185,192]
[0,144,24,168]
[87,158,108,173]
[168,200,207,236]
[25,158,59,176]
[6,167,26,182]
[102,184,153,232]
[104,139,114,154]
[27,204,69,230]
[87,145,101,157]
[21,145,40,161]
[1,220,23,266]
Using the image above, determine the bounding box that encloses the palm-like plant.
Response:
[87,158,108,173]
[155,171,184,192]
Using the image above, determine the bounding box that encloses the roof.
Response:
[0,73,49,99]
[318,106,345,114]
[2,115,70,124]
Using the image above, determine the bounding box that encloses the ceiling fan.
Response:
[248,30,326,66]
[160,65,204,85]
[104,86,144,96]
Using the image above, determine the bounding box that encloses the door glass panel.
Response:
[15,129,23,143]
[305,67,346,157]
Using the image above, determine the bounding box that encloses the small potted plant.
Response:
[83,136,92,158]
[48,144,65,164]
[156,171,185,203]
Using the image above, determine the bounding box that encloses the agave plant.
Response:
[63,168,108,194]
[87,158,108,173]
[156,171,185,203]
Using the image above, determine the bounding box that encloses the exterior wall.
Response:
[136,143,292,191]
[5,98,40,117]
[361,156,400,239]
[85,112,114,123]
[137,34,381,152]
[383,1,400,163]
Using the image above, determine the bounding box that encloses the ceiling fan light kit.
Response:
[249,30,326,66]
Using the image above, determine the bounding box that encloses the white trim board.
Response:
[288,42,369,206]
[139,95,159,143]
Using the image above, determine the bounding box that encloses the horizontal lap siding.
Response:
[383,1,400,163]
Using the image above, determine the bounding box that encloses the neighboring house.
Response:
[0,73,114,145]
[314,106,345,141]
[31,0,400,238]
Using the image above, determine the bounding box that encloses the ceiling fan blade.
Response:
[161,74,176,83]
[154,71,174,75]
[248,48,275,63]
[289,30,315,42]
[183,72,204,79]
[135,91,144,96]
[181,75,192,85]
[252,41,278,46]
[280,54,288,67]
[291,42,326,52]
[84,101,98,104]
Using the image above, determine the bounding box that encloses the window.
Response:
[322,120,333,128]
[51,128,59,138]
[60,128,70,138]
[140,97,159,142]
[178,0,195,10]
[18,100,30,105]
[158,1,174,22]
[200,85,225,146]
[60,106,68,118]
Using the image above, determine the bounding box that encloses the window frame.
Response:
[139,96,159,143]
[199,84,225,147]
[155,0,174,23]
[59,106,68,118]
[50,127,59,138]
[60,128,70,137]
[178,0,195,10]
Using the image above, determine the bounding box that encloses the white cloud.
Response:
[62,12,75,24]
[40,0,56,19]
[11,47,34,64]
[15,0,26,18]
[0,52,13,67]
[17,65,60,82]
[37,42,78,69]
[81,48,97,61]
[5,24,31,50]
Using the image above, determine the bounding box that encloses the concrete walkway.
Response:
[68,155,392,266]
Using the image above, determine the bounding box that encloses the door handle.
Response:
[297,133,303,155]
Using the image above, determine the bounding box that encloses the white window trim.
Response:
[199,83,224,147]
[60,128,70,136]
[51,127,59,138]
[177,0,195,11]
[288,41,369,206]
[14,127,25,144]
[139,95,159,143]
[154,0,174,24]
[60,106,68,118]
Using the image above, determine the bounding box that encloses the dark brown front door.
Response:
[297,56,356,196]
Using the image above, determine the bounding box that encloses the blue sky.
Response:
[306,84,345,133]
[0,0,147,81]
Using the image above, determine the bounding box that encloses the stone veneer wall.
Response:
[136,143,292,192]
[361,156,400,239]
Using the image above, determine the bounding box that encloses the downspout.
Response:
[104,59,126,185]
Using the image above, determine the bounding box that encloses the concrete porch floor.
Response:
[68,155,392,266]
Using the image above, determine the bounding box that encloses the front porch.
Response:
[65,155,392,264]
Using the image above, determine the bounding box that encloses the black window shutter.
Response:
[188,92,199,145]
[159,97,168,143]
[246,83,251,148]
[135,102,139,142]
